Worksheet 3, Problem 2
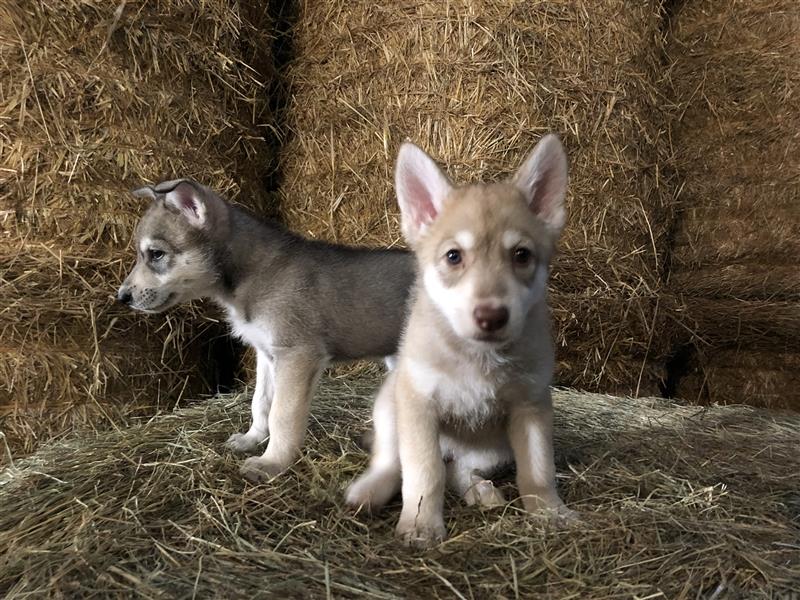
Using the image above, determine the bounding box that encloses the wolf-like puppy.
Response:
[346,135,573,546]
[118,180,415,482]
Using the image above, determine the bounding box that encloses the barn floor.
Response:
[1,375,798,598]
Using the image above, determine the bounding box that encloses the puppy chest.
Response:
[406,358,504,427]
[436,378,505,428]
[227,310,273,352]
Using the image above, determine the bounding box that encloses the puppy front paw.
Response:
[239,456,289,483]
[520,491,579,525]
[225,431,264,454]
[395,516,446,548]
[553,505,580,526]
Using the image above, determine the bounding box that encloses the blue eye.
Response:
[446,249,462,265]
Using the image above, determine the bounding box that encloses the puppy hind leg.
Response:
[226,350,273,454]
[446,459,505,508]
[346,372,401,511]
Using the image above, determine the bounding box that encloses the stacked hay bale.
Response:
[666,0,800,409]
[278,0,675,395]
[0,1,272,455]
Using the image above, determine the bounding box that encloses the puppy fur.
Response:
[346,135,573,546]
[118,180,415,482]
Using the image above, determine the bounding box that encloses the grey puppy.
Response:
[118,179,415,482]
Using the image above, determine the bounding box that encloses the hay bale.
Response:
[277,0,675,395]
[1,375,798,596]
[665,0,800,407]
[0,0,273,455]
[678,349,800,410]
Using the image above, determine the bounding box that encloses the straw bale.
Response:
[1,374,798,597]
[0,0,273,455]
[670,264,800,300]
[677,349,800,411]
[680,298,800,350]
[672,186,800,270]
[666,0,800,296]
[551,293,666,396]
[277,0,675,394]
[666,296,800,409]
[663,0,800,407]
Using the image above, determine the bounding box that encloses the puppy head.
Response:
[117,179,229,313]
[395,135,568,345]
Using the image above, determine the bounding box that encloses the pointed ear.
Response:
[395,142,453,245]
[511,134,568,232]
[162,180,207,228]
[132,185,156,200]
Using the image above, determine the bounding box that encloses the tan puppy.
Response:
[346,134,573,546]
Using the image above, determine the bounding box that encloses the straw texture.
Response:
[0,0,274,455]
[665,0,800,408]
[277,0,676,396]
[1,374,798,598]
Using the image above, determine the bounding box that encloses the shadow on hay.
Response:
[203,0,301,393]
[260,0,300,220]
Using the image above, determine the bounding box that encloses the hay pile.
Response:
[1,374,798,597]
[277,0,676,396]
[0,1,273,456]
[665,0,800,409]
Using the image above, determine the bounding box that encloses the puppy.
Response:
[119,180,415,482]
[346,135,573,546]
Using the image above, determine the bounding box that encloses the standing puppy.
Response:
[346,135,572,546]
[118,180,415,482]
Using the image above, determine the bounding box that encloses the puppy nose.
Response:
[117,288,133,306]
[473,305,509,332]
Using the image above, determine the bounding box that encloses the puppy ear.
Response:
[132,185,156,200]
[395,142,453,245]
[162,181,208,228]
[512,134,568,232]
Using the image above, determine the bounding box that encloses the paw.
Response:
[521,492,578,524]
[553,505,580,526]
[225,431,264,454]
[465,479,506,508]
[239,456,289,483]
[396,516,446,548]
[345,469,400,511]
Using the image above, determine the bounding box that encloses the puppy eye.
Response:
[445,248,462,266]
[512,247,533,266]
[148,249,165,262]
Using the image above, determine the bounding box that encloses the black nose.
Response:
[118,289,133,306]
[473,305,509,332]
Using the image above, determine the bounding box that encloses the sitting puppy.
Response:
[119,180,415,482]
[346,135,573,546]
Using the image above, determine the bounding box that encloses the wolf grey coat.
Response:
[119,179,415,481]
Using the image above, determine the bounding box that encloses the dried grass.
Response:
[1,374,798,598]
[0,0,273,454]
[277,0,676,395]
[678,349,800,410]
[665,0,800,407]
